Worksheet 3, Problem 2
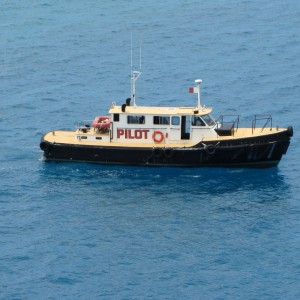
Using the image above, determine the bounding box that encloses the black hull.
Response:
[40,130,292,168]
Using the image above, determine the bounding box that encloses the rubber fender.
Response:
[40,141,49,151]
[153,148,162,158]
[164,148,174,158]
[205,144,216,155]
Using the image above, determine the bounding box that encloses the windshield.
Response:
[201,114,215,126]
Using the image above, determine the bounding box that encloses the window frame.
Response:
[201,114,216,127]
[114,114,120,122]
[191,116,206,127]
[171,116,180,126]
[153,116,170,125]
[127,115,145,124]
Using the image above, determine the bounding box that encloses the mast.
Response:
[131,70,141,107]
[195,79,202,108]
[131,35,142,107]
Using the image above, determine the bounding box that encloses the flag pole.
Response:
[195,79,202,108]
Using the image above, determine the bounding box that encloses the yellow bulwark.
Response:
[43,127,287,148]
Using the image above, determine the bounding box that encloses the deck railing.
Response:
[252,115,272,134]
[76,120,93,132]
[216,115,240,128]
[215,115,240,136]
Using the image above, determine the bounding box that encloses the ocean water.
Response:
[1,0,300,299]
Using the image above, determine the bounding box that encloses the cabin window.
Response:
[191,116,206,126]
[153,116,170,125]
[114,114,119,122]
[201,114,215,126]
[171,116,180,125]
[127,115,145,124]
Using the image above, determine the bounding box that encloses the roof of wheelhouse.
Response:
[109,105,212,116]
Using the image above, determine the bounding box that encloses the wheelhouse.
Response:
[107,103,218,144]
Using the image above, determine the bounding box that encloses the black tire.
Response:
[164,148,174,158]
[40,141,49,151]
[153,148,162,158]
[205,144,216,155]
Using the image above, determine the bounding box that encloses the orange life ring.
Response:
[152,131,164,143]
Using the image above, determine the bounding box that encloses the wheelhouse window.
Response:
[127,115,145,124]
[191,116,206,126]
[153,116,170,125]
[114,114,119,122]
[171,116,180,125]
[201,114,215,126]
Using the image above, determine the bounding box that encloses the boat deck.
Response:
[43,127,287,148]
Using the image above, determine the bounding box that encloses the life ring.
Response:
[164,148,174,158]
[152,131,164,143]
[205,144,216,155]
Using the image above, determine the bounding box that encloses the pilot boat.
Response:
[40,70,293,168]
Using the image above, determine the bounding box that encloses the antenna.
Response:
[130,34,142,107]
[139,34,142,71]
[131,33,133,72]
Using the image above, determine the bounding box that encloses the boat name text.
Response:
[117,129,150,139]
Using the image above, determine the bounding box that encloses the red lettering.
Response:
[117,129,124,138]
[117,129,150,139]
[128,129,134,139]
[142,129,149,139]
[135,130,142,139]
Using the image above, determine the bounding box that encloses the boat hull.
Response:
[40,130,291,168]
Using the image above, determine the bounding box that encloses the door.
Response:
[169,116,181,141]
[181,116,190,140]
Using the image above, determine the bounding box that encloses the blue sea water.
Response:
[1,0,300,299]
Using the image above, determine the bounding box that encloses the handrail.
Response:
[216,115,240,136]
[252,115,272,134]
[76,119,111,135]
[76,120,93,129]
